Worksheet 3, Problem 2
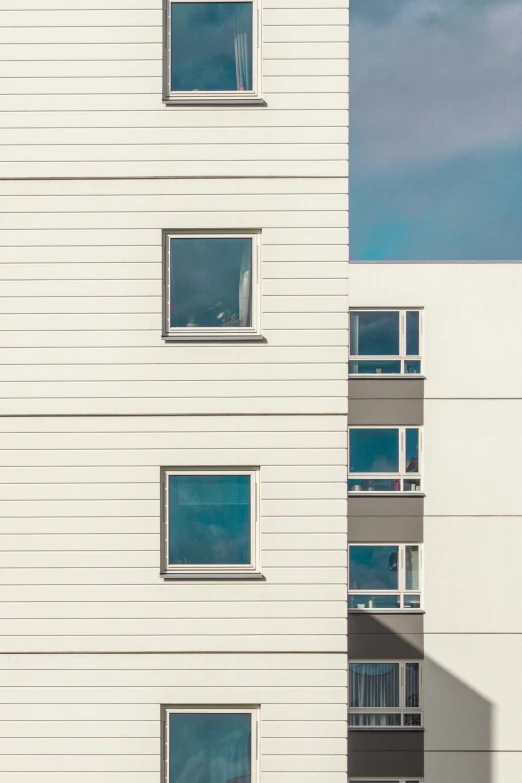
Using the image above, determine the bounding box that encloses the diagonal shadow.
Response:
[348,613,492,783]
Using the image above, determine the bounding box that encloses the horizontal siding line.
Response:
[0,653,344,657]
[0,516,345,520]
[0,144,347,147]
[0,174,348,180]
[0,413,346,418]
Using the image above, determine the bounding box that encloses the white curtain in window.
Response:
[234,7,251,90]
[350,663,400,708]
[238,248,251,326]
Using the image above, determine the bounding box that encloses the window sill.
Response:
[348,726,424,732]
[162,332,265,343]
[348,609,425,615]
[348,492,425,498]
[160,571,265,582]
[163,97,267,107]
[349,374,426,380]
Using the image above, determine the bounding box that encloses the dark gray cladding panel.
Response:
[348,730,424,778]
[348,613,424,658]
[349,378,425,399]
[348,378,424,425]
[348,495,424,543]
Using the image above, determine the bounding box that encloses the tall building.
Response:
[3,3,520,783]
[0,2,349,783]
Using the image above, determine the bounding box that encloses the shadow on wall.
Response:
[348,613,492,783]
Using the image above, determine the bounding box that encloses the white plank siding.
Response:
[0,178,347,414]
[0,3,348,178]
[1,0,349,779]
[0,415,346,653]
[0,653,346,781]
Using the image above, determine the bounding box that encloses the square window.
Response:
[349,661,422,728]
[348,427,422,493]
[348,544,422,611]
[164,706,258,783]
[164,232,261,341]
[165,1,261,103]
[162,469,260,577]
[349,309,422,375]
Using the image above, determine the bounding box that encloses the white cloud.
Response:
[351,0,522,170]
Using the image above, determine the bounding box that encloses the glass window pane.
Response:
[349,359,402,375]
[404,478,421,492]
[168,474,251,566]
[348,478,401,492]
[171,2,253,92]
[350,311,400,356]
[405,663,420,709]
[405,359,421,374]
[404,713,422,727]
[406,311,420,355]
[348,594,401,610]
[349,546,399,591]
[405,429,419,473]
[406,546,420,591]
[168,712,251,783]
[404,594,421,609]
[348,713,401,727]
[349,663,400,708]
[170,237,252,329]
[349,428,399,473]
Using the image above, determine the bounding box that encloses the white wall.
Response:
[350,263,522,783]
[0,652,347,782]
[1,0,349,779]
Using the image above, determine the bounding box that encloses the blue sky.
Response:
[350,0,522,260]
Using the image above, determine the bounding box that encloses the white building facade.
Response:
[0,1,349,782]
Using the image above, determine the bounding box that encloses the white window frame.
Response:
[349,661,423,729]
[162,468,260,577]
[164,0,262,104]
[349,779,423,782]
[348,426,422,494]
[349,308,423,376]
[163,230,262,341]
[163,705,260,783]
[348,544,423,611]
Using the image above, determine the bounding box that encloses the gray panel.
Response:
[348,496,424,543]
[348,396,423,425]
[348,730,424,778]
[349,378,425,400]
[349,613,424,658]
[349,378,424,425]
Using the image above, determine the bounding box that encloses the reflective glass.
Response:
[405,360,421,374]
[349,546,399,591]
[348,478,401,492]
[349,662,400,708]
[404,594,421,609]
[405,429,419,473]
[404,713,422,727]
[171,2,253,92]
[349,359,402,375]
[349,428,399,473]
[406,311,420,355]
[348,713,401,727]
[404,478,421,492]
[406,546,420,591]
[168,474,251,566]
[348,594,401,610]
[405,663,420,709]
[169,237,252,329]
[168,712,251,783]
[350,311,400,355]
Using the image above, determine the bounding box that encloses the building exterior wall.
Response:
[350,262,522,783]
[0,1,349,780]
